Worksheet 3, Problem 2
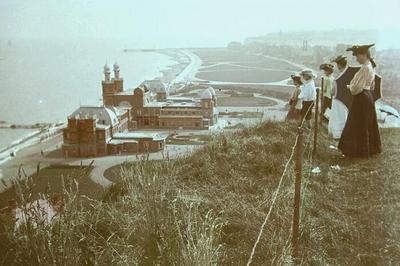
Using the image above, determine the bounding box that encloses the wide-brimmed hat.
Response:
[300,69,317,79]
[332,55,347,64]
[346,44,375,55]
[290,73,301,80]
[319,63,334,71]
[290,73,302,83]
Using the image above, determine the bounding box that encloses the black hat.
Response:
[319,63,334,71]
[332,55,347,64]
[346,44,375,55]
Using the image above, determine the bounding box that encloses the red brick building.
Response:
[101,64,219,129]
[62,106,165,158]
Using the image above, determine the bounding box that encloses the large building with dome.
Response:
[61,63,218,158]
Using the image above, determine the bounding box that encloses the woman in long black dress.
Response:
[338,44,381,158]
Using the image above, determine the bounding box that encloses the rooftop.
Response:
[71,106,119,127]
[113,132,166,141]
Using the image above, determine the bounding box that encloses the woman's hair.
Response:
[358,50,377,68]
[367,50,377,68]
[337,58,347,68]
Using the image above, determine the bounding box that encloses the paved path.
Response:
[69,144,200,188]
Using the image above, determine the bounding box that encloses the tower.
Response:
[104,64,111,82]
[200,89,213,113]
[113,62,120,79]
[102,64,114,106]
[207,86,217,107]
[113,62,123,93]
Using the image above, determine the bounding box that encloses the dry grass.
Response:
[1,121,399,265]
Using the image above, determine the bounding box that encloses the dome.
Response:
[207,86,216,96]
[113,62,120,70]
[104,64,111,73]
[72,106,119,127]
[200,89,212,99]
[141,80,167,93]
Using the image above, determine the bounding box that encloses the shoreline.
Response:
[0,125,64,167]
[0,49,193,184]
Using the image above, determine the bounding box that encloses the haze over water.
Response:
[0,39,175,124]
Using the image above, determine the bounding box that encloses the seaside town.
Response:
[1,1,400,264]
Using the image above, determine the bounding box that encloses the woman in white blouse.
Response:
[298,69,317,128]
[338,44,381,158]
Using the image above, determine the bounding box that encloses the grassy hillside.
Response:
[0,121,399,265]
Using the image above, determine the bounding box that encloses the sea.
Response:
[0,39,177,150]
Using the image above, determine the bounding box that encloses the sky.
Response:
[1,0,400,48]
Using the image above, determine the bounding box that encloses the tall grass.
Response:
[1,122,399,265]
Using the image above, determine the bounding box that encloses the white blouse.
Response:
[298,79,317,101]
[348,61,375,95]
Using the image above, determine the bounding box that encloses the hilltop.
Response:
[1,120,399,265]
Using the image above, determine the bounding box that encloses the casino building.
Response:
[101,63,219,129]
[62,63,218,158]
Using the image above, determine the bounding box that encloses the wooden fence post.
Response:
[292,127,304,262]
[313,88,320,156]
[320,77,324,125]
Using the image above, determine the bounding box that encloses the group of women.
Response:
[286,44,381,158]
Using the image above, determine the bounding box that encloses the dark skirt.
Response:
[338,90,381,158]
[301,101,314,121]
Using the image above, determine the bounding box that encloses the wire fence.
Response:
[246,87,323,265]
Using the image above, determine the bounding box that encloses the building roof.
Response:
[108,139,138,145]
[167,96,197,103]
[71,106,119,127]
[96,124,111,130]
[207,86,216,96]
[158,115,203,119]
[141,79,167,93]
[164,102,199,108]
[113,132,166,141]
[200,88,213,99]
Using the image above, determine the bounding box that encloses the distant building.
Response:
[100,64,218,129]
[62,106,165,158]
[62,63,218,158]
